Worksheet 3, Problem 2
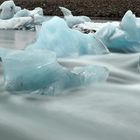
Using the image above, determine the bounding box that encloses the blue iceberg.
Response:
[0,48,109,95]
[95,10,140,53]
[27,16,109,57]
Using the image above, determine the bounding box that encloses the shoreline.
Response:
[0,0,139,19]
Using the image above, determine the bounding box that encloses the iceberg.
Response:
[0,16,33,29]
[0,0,16,20]
[27,16,109,57]
[73,21,120,34]
[0,48,109,95]
[0,1,45,30]
[95,10,140,53]
[59,7,91,28]
[14,9,30,17]
[14,8,45,25]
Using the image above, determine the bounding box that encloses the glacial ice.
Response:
[95,10,140,53]
[0,0,16,20]
[73,21,120,34]
[0,16,33,29]
[0,1,45,30]
[27,16,109,57]
[0,48,109,94]
[59,7,91,28]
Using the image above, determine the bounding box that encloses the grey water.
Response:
[0,30,140,140]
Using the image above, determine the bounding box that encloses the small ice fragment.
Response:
[95,10,140,53]
[59,7,91,28]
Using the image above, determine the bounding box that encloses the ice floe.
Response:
[94,10,140,53]
[59,7,91,28]
[0,0,16,20]
[0,0,45,30]
[0,48,109,94]
[27,16,109,57]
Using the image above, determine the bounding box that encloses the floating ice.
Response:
[59,7,91,28]
[73,21,120,34]
[27,16,109,57]
[0,16,33,29]
[14,7,45,25]
[0,0,16,19]
[14,9,30,17]
[95,10,140,53]
[0,48,109,94]
[0,1,45,30]
[15,7,44,17]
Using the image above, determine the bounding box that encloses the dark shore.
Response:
[0,0,140,19]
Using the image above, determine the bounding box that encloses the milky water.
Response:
[0,30,140,140]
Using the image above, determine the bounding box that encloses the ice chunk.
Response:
[0,17,33,29]
[59,7,91,28]
[14,7,45,25]
[0,0,44,30]
[29,7,44,16]
[95,10,140,53]
[73,21,120,34]
[0,48,109,95]
[15,7,44,18]
[27,17,109,57]
[0,0,16,19]
[14,9,30,17]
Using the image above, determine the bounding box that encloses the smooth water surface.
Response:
[0,30,140,140]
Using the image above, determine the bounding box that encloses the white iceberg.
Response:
[14,7,45,25]
[0,48,109,94]
[0,16,33,29]
[0,0,45,30]
[27,16,109,57]
[94,10,140,53]
[0,0,16,19]
[59,7,91,28]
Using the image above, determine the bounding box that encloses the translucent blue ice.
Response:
[27,16,109,57]
[95,10,140,53]
[0,48,108,94]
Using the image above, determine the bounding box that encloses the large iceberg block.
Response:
[59,7,91,28]
[0,0,16,19]
[0,48,109,94]
[27,17,109,57]
[95,10,140,53]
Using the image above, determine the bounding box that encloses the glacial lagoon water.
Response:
[0,30,140,140]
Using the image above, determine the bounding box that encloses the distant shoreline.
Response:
[0,0,139,19]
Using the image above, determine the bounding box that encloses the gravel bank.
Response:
[0,0,139,19]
